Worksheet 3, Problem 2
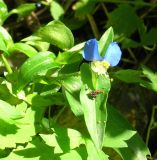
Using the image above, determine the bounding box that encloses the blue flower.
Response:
[82,38,122,75]
[83,39,122,67]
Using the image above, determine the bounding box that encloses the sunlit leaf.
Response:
[56,51,82,64]
[140,65,157,92]
[62,76,83,116]
[1,137,55,160]
[50,1,64,20]
[85,138,109,160]
[106,105,150,160]
[36,20,74,50]
[80,75,110,149]
[0,0,8,25]
[9,3,36,19]
[17,51,61,91]
[99,27,114,57]
[0,104,37,149]
[10,43,38,57]
[104,104,136,148]
[0,26,14,55]
[0,100,22,120]
[40,127,84,153]
[22,35,50,52]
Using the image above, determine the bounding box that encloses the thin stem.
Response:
[101,3,109,18]
[52,106,66,124]
[146,105,157,146]
[142,53,153,65]
[121,58,136,64]
[64,0,73,12]
[140,5,156,19]
[1,54,13,74]
[48,106,51,130]
[127,48,138,64]
[143,44,156,51]
[87,14,100,39]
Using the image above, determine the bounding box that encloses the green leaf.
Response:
[0,100,22,120]
[73,0,96,16]
[62,76,83,116]
[9,3,36,19]
[26,92,65,107]
[68,42,85,52]
[85,138,109,160]
[0,79,21,105]
[0,26,14,55]
[80,63,96,89]
[115,134,150,160]
[114,69,142,83]
[56,51,82,64]
[107,4,143,37]
[36,20,74,50]
[80,74,111,149]
[99,27,114,57]
[104,104,136,148]
[0,0,8,25]
[10,43,38,57]
[140,65,157,92]
[141,27,157,45]
[1,137,55,160]
[62,17,85,30]
[0,105,37,149]
[40,127,84,153]
[60,150,83,160]
[17,51,61,91]
[106,105,150,160]
[34,83,61,96]
[22,35,50,52]
[121,38,140,48]
[50,1,64,20]
[0,36,8,53]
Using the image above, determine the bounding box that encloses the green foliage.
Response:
[36,20,74,50]
[99,27,114,57]
[9,3,36,19]
[0,0,8,25]
[10,43,38,57]
[140,65,157,92]
[114,69,142,83]
[50,1,64,20]
[17,51,60,91]
[0,0,154,160]
[107,4,143,37]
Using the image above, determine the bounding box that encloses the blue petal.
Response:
[83,39,103,61]
[103,42,122,66]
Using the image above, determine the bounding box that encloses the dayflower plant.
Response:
[83,39,122,75]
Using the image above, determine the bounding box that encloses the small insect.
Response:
[89,90,104,98]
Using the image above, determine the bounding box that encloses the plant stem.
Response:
[87,14,100,39]
[146,105,157,146]
[52,106,66,124]
[127,48,138,64]
[101,3,109,18]
[121,58,136,64]
[48,106,51,130]
[1,54,13,74]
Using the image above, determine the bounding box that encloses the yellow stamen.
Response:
[91,61,110,75]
